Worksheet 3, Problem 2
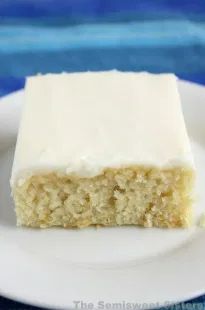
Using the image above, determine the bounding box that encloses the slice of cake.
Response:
[11,71,195,228]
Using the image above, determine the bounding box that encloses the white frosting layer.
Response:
[11,71,194,186]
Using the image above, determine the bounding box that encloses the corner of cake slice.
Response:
[10,71,195,228]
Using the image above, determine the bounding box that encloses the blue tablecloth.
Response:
[0,1,205,309]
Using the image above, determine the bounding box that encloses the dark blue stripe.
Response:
[1,12,205,27]
[0,77,24,96]
[0,46,204,76]
[0,0,205,18]
[180,73,205,85]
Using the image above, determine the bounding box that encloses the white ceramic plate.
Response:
[0,80,205,310]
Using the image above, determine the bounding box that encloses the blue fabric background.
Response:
[0,0,205,96]
[0,0,205,309]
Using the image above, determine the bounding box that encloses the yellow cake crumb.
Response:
[12,166,194,228]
